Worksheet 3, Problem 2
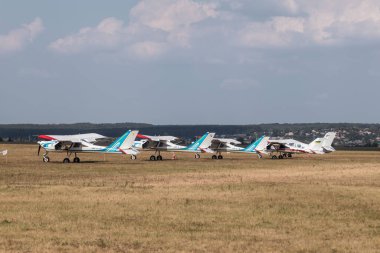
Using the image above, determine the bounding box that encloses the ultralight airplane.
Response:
[133,132,215,160]
[37,130,139,163]
[207,136,269,159]
[262,132,336,159]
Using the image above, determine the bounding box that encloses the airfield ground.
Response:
[0,144,379,252]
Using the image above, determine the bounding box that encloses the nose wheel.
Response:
[43,156,50,163]
[195,154,200,159]
[131,155,137,160]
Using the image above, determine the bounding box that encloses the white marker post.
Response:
[2,150,8,164]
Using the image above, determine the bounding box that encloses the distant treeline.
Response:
[0,122,380,147]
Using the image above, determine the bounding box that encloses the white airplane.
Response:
[37,130,139,163]
[262,132,336,159]
[133,132,215,160]
[208,136,269,159]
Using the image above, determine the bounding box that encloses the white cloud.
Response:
[128,41,167,59]
[49,17,125,53]
[282,0,299,14]
[130,0,217,32]
[48,0,380,60]
[0,18,43,54]
[238,17,305,48]
[49,0,217,57]
[237,0,380,48]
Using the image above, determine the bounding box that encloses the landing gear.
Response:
[278,155,284,159]
[212,154,223,159]
[195,154,200,159]
[131,155,137,160]
[287,153,292,158]
[271,155,278,159]
[71,153,80,163]
[43,156,50,163]
[150,151,163,161]
[63,158,70,163]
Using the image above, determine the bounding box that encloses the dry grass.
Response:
[0,144,379,252]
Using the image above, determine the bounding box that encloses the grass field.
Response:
[0,144,379,252]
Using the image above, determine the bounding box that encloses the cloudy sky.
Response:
[0,0,379,124]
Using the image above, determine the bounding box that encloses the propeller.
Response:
[38,145,41,156]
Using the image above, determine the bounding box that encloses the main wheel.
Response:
[279,155,284,159]
[157,155,163,161]
[73,157,80,163]
[287,153,292,158]
[212,155,217,159]
[131,155,137,160]
[218,155,223,159]
[271,155,278,159]
[43,156,50,163]
[63,158,70,163]
[150,155,156,161]
[195,154,200,159]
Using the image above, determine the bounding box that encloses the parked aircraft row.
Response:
[37,131,336,163]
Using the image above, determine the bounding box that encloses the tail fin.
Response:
[243,136,265,152]
[105,130,139,152]
[186,132,215,151]
[199,132,215,149]
[309,137,323,151]
[323,132,336,147]
[322,132,336,153]
[255,136,269,152]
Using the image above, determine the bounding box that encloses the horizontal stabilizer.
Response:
[119,148,139,155]
[200,148,214,153]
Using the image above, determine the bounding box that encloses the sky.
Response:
[0,0,379,124]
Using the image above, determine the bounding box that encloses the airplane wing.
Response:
[213,138,242,145]
[267,139,289,145]
[137,134,178,142]
[38,133,107,143]
[210,138,241,150]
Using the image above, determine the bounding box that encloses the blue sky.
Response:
[0,0,379,124]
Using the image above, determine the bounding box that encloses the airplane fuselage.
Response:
[39,140,125,154]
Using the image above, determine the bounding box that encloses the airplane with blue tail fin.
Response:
[208,136,269,159]
[37,130,139,163]
[134,132,215,160]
